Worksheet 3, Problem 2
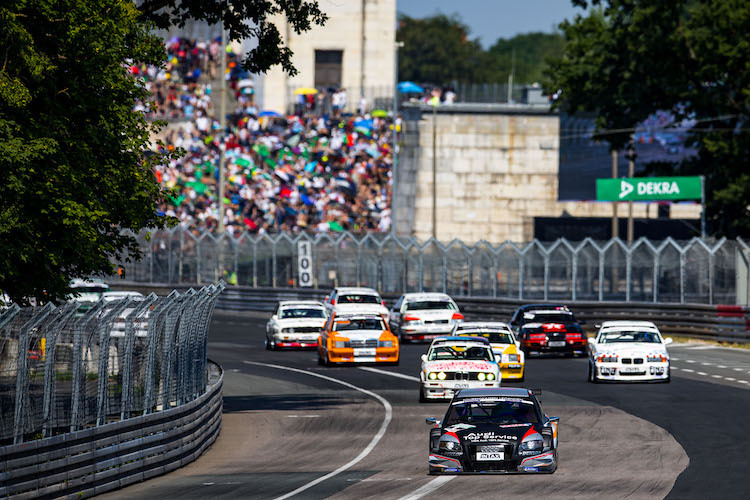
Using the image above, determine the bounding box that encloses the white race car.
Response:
[587,321,673,383]
[452,322,525,381]
[419,336,501,402]
[323,287,390,320]
[389,292,463,343]
[266,301,328,349]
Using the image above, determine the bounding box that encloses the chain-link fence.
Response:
[0,283,224,445]
[124,229,750,305]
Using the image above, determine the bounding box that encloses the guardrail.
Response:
[111,282,750,343]
[0,362,222,498]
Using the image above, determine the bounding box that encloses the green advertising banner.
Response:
[596,176,703,201]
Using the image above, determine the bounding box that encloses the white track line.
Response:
[243,361,393,500]
[397,475,455,500]
[359,366,421,382]
[681,368,695,373]
[696,371,708,376]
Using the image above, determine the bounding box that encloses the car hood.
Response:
[333,304,388,315]
[276,318,326,328]
[595,342,667,355]
[444,422,538,443]
[405,310,455,319]
[334,330,387,340]
[424,360,496,372]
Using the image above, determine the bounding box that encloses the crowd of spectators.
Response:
[140,38,395,236]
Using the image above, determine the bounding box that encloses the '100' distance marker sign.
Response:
[596,176,702,201]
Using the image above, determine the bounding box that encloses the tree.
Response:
[544,0,750,237]
[483,32,566,85]
[0,0,325,304]
[396,14,484,84]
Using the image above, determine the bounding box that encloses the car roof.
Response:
[600,320,659,329]
[334,287,380,295]
[518,304,571,311]
[429,336,490,346]
[279,300,325,307]
[454,387,533,399]
[333,312,385,320]
[401,292,453,301]
[456,321,510,330]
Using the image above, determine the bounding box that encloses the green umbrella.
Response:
[328,221,345,232]
[372,109,388,118]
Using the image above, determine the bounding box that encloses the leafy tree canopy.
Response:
[0,0,325,304]
[396,13,565,86]
[544,0,750,237]
[397,14,484,84]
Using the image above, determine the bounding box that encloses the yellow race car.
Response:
[453,322,525,381]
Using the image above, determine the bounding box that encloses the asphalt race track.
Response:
[112,312,750,499]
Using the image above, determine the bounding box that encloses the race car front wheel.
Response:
[588,362,599,383]
[419,384,427,403]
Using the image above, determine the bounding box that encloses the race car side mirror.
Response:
[587,337,595,344]
[664,337,673,345]
[271,315,277,320]
[421,354,428,362]
[515,341,521,348]
[425,418,437,425]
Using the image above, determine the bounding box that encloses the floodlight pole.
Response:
[700,175,706,238]
[217,24,227,234]
[611,149,618,239]
[392,41,404,238]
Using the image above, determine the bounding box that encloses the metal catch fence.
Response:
[124,229,750,305]
[0,283,224,445]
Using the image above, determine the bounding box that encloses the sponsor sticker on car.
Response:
[354,348,376,356]
[476,451,504,461]
[548,341,566,347]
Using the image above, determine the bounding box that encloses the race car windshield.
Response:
[334,318,385,331]
[459,331,514,344]
[444,398,540,425]
[600,331,661,343]
[428,345,494,361]
[404,301,456,311]
[279,308,326,319]
[523,312,575,324]
[338,294,381,304]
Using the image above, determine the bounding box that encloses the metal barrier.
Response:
[0,362,222,498]
[0,283,224,446]
[111,283,750,343]
[124,229,750,305]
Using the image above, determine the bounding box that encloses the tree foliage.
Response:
[138,0,327,75]
[397,14,484,84]
[396,14,565,85]
[0,0,325,304]
[545,0,750,237]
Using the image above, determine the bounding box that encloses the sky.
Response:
[397,0,586,48]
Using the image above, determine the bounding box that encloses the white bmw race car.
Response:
[266,301,328,349]
[587,321,673,383]
[323,287,390,320]
[419,336,501,402]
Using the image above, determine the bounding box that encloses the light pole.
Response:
[392,41,404,239]
[217,24,227,234]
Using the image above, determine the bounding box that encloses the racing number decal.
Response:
[298,241,313,287]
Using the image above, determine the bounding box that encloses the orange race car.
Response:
[317,312,399,365]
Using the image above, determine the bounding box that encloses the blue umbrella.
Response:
[353,118,374,130]
[259,110,282,118]
[397,81,424,93]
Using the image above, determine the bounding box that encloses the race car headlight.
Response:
[437,372,447,380]
[282,327,295,333]
[486,373,495,381]
[520,439,543,451]
[439,440,461,451]
[378,340,393,347]
[334,341,347,348]
[429,372,438,380]
[596,354,618,363]
[646,354,667,363]
[477,372,486,381]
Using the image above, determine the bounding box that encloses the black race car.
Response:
[510,304,587,356]
[426,388,558,474]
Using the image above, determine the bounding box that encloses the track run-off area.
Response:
[112,312,750,499]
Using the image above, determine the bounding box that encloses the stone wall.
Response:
[396,103,701,243]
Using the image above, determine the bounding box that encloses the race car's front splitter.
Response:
[429,451,557,474]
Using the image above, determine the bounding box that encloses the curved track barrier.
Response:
[0,283,225,497]
[0,363,222,498]
[111,283,750,343]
